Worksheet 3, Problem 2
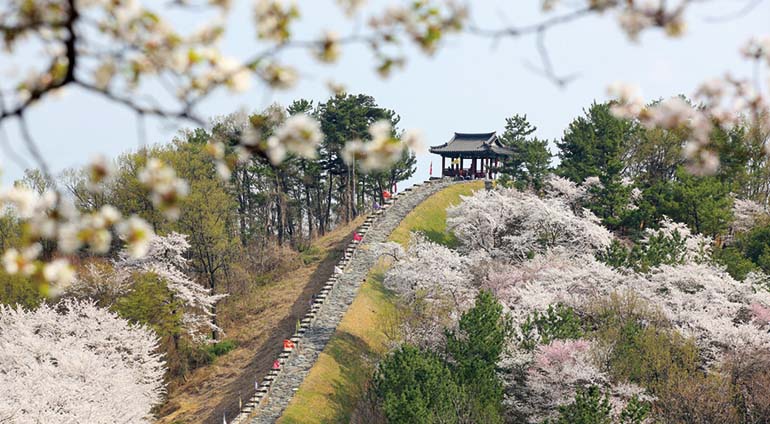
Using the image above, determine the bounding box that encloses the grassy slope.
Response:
[279,181,483,423]
[158,216,365,424]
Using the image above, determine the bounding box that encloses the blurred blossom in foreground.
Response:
[341,120,424,171]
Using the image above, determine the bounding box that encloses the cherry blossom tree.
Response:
[447,186,613,261]
[516,339,649,422]
[383,236,478,348]
[114,232,226,342]
[731,197,768,233]
[0,299,165,423]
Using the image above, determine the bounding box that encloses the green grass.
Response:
[278,181,483,423]
[389,181,484,247]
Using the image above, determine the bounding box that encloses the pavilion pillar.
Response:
[441,156,445,177]
[471,158,477,176]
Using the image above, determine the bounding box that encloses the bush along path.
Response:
[225,178,457,424]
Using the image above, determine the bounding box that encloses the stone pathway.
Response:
[234,178,457,424]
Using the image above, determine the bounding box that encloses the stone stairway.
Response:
[225,178,457,424]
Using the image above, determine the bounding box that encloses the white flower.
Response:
[741,35,770,63]
[0,299,165,421]
[607,81,644,105]
[401,129,425,153]
[647,97,695,129]
[695,78,727,102]
[265,135,287,165]
[86,154,113,192]
[542,0,558,11]
[340,120,418,172]
[316,30,341,63]
[582,176,602,189]
[217,57,252,93]
[273,114,323,160]
[43,259,75,286]
[205,141,226,160]
[0,186,39,219]
[262,64,297,89]
[114,232,227,341]
[57,223,82,254]
[93,61,116,90]
[88,228,113,254]
[215,161,232,180]
[2,244,41,276]
[117,216,154,258]
[608,81,645,118]
[254,0,298,42]
[99,205,122,226]
[340,139,366,165]
[618,9,654,41]
[337,0,365,16]
[138,158,189,220]
[369,120,392,141]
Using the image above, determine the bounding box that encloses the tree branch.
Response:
[17,112,52,180]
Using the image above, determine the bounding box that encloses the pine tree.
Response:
[373,345,461,424]
[446,290,510,424]
[498,114,551,190]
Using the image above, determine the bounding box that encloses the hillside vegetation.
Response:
[358,108,770,424]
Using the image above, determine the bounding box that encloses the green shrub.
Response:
[607,324,699,389]
[619,396,651,424]
[588,293,699,391]
[599,229,692,273]
[518,304,584,351]
[548,387,649,424]
[373,292,510,424]
[112,273,184,339]
[299,246,323,265]
[713,246,759,281]
[723,224,770,279]
[654,370,739,423]
[112,272,190,375]
[549,386,612,424]
[206,340,237,358]
[373,345,461,424]
[0,270,43,309]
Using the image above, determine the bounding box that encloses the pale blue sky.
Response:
[1,0,768,187]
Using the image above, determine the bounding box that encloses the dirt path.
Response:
[156,218,363,424]
[202,236,353,424]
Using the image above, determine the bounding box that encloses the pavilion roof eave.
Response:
[430,150,511,158]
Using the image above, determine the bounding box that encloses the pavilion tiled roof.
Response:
[429,132,514,157]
